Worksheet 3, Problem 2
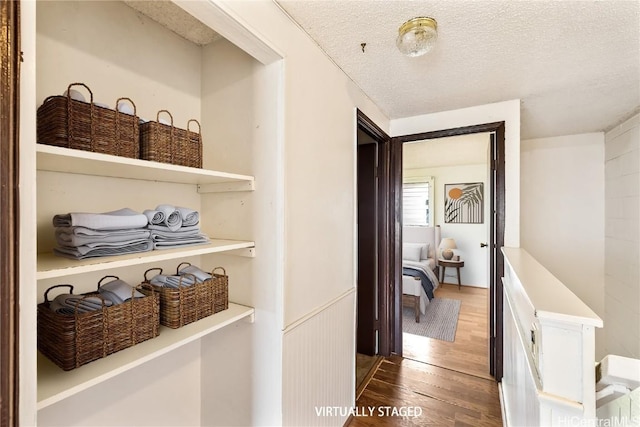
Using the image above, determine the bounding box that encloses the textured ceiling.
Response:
[124,0,221,45]
[277,0,640,139]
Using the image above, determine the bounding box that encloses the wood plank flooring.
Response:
[349,284,502,427]
[404,284,492,380]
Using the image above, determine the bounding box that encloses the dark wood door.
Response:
[357,142,378,355]
[489,126,506,381]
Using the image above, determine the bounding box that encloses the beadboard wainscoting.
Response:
[282,289,356,426]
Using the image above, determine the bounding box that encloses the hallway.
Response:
[349,284,503,426]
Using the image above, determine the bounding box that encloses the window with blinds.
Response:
[403,180,432,226]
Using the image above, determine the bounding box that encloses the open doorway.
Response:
[400,133,494,379]
[392,122,506,381]
[354,115,506,389]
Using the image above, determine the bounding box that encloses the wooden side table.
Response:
[438,259,464,290]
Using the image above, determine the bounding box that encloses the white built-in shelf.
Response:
[37,239,255,280]
[37,303,255,410]
[36,144,255,192]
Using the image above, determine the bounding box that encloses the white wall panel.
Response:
[521,132,605,358]
[282,291,355,427]
[605,113,640,358]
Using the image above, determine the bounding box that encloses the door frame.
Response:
[356,110,396,357]
[391,122,506,379]
[1,0,21,424]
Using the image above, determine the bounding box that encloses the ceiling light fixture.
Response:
[396,17,438,57]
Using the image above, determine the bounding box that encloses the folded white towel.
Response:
[155,204,182,231]
[53,208,148,231]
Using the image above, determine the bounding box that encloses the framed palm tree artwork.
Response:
[444,182,484,224]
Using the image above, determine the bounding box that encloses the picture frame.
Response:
[444,182,484,224]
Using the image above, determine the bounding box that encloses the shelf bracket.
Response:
[244,312,256,323]
[198,180,255,193]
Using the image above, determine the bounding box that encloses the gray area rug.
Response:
[402,297,461,342]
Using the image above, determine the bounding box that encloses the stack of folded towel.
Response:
[143,204,209,249]
[53,208,153,260]
[148,264,212,289]
[49,278,144,314]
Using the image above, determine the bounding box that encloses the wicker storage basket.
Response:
[37,278,160,371]
[37,83,140,159]
[140,110,202,168]
[140,264,228,329]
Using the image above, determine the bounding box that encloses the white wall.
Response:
[604,113,640,359]
[521,133,605,359]
[217,1,389,328]
[36,0,201,125]
[187,1,390,425]
[404,164,489,287]
[199,37,282,426]
[390,99,521,248]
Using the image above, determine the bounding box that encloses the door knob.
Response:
[480,242,488,248]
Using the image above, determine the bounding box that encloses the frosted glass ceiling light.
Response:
[396,17,438,57]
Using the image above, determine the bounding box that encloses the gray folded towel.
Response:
[178,265,211,283]
[149,274,197,288]
[155,204,182,231]
[53,208,148,231]
[152,238,210,250]
[176,206,199,227]
[147,224,201,233]
[53,239,153,260]
[98,278,144,304]
[56,227,151,247]
[143,209,165,225]
[50,294,113,314]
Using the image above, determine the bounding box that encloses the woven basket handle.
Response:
[97,275,119,290]
[143,267,163,282]
[114,97,137,152]
[176,261,192,275]
[66,83,95,151]
[43,284,74,303]
[177,273,197,288]
[115,97,137,116]
[72,293,109,313]
[187,119,201,136]
[212,267,226,276]
[66,82,93,103]
[156,110,174,127]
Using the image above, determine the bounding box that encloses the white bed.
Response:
[402,226,441,322]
